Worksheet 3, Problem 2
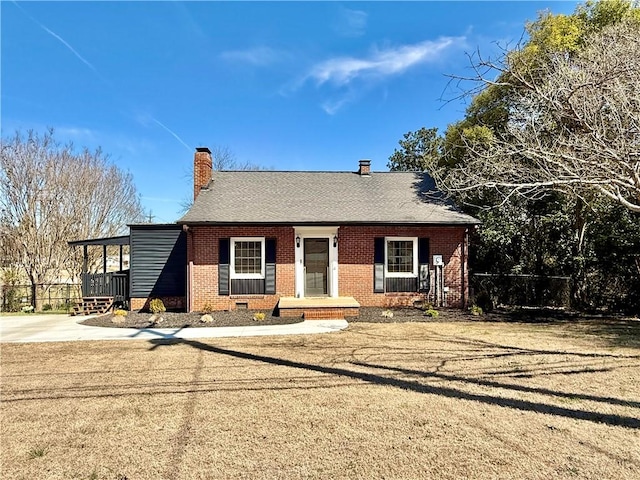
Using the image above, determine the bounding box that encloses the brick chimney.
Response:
[194,147,212,200]
[358,159,371,176]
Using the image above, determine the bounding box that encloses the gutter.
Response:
[176,220,481,227]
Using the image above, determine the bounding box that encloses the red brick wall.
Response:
[188,226,295,312]
[338,225,468,308]
[187,225,470,312]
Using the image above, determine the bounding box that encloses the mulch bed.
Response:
[81,306,479,329]
[81,310,301,329]
[80,305,632,329]
[351,307,473,323]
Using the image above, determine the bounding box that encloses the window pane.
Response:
[234,241,262,274]
[387,240,413,273]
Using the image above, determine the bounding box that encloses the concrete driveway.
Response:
[0,314,348,343]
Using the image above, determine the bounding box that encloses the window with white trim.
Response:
[385,237,418,277]
[231,237,265,279]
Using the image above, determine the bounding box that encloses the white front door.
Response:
[294,227,339,298]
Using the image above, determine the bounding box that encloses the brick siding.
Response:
[131,296,185,311]
[187,224,470,312]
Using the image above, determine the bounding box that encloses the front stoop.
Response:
[277,297,360,320]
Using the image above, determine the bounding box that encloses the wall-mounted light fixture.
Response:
[333,234,338,247]
[296,235,301,248]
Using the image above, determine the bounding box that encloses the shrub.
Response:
[3,288,21,312]
[253,312,266,321]
[21,305,34,313]
[114,309,128,317]
[423,308,439,317]
[1,269,22,312]
[57,300,74,312]
[420,302,434,311]
[381,309,394,319]
[201,303,215,314]
[201,314,214,323]
[149,298,166,314]
[42,304,53,311]
[27,445,48,459]
[469,305,484,316]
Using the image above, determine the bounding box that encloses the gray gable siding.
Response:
[130,225,186,298]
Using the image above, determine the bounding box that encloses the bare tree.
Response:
[0,129,144,310]
[438,21,640,212]
[179,144,265,213]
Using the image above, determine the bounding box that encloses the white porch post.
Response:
[329,233,338,298]
[294,230,303,298]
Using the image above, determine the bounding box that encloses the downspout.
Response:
[184,225,193,312]
[188,261,193,312]
[461,228,468,309]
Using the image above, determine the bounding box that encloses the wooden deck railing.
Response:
[81,272,129,301]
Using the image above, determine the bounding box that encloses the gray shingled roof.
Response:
[178,170,479,225]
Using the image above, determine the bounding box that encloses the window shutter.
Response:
[418,237,430,293]
[219,238,230,296]
[265,238,276,295]
[374,237,385,293]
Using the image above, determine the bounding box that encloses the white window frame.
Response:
[230,237,265,279]
[385,237,418,278]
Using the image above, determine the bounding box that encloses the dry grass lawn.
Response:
[1,319,639,479]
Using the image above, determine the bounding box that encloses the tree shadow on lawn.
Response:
[480,309,640,349]
[148,336,640,429]
[350,360,640,409]
[567,318,640,349]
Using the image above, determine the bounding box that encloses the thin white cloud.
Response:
[11,2,191,157]
[220,46,288,67]
[150,117,192,153]
[288,36,466,115]
[334,7,368,37]
[308,37,465,87]
[172,2,208,41]
[321,98,350,116]
[41,26,100,74]
[56,127,96,139]
[11,1,107,84]
[134,113,192,152]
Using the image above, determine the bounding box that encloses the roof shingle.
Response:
[178,170,478,225]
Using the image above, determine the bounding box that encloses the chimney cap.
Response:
[358,159,371,176]
[196,147,211,153]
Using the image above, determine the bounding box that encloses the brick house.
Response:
[166,147,478,318]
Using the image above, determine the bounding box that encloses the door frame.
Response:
[294,226,339,298]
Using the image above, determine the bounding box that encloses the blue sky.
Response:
[2,1,579,223]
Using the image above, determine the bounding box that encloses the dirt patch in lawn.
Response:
[2,320,639,480]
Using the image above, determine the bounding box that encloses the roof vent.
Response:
[358,159,371,176]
